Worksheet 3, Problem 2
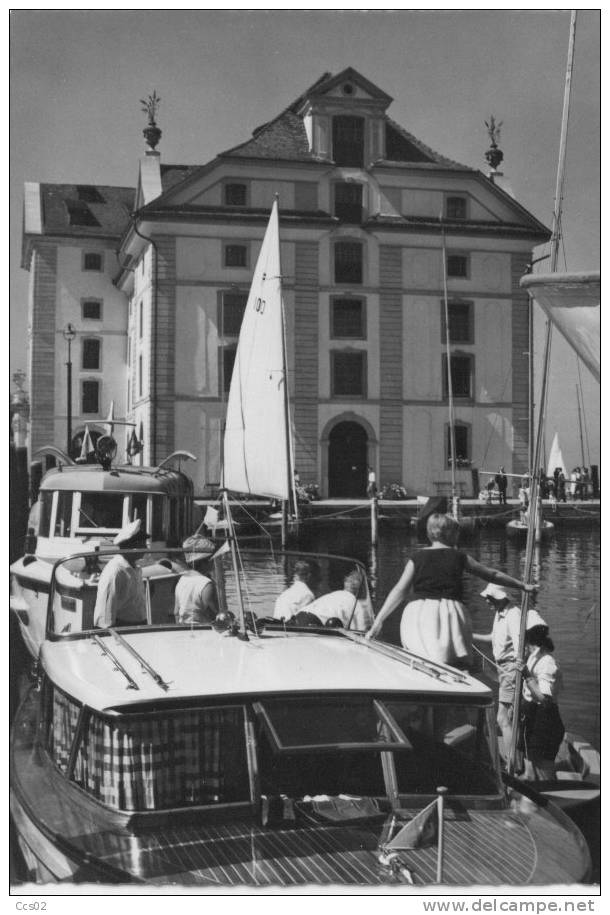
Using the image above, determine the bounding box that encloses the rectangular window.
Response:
[331,351,366,397]
[446,424,471,466]
[221,292,248,336]
[81,380,100,414]
[447,255,469,278]
[442,354,473,399]
[294,181,318,211]
[446,196,468,220]
[224,244,247,268]
[334,241,363,284]
[65,700,250,811]
[77,493,124,532]
[82,299,102,321]
[83,252,103,272]
[82,338,101,370]
[138,355,143,397]
[221,345,237,394]
[53,492,73,537]
[224,183,247,206]
[139,300,144,338]
[334,183,362,223]
[332,115,365,167]
[331,297,365,338]
[441,301,474,344]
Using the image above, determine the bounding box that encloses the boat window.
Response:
[69,705,249,811]
[150,495,164,540]
[77,493,124,531]
[130,494,148,530]
[38,492,53,537]
[53,491,73,537]
[255,697,407,751]
[384,701,501,797]
[48,688,81,774]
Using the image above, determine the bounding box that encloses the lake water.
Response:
[296,522,601,751]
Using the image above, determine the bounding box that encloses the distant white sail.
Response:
[521,272,600,383]
[546,432,566,477]
[223,199,291,501]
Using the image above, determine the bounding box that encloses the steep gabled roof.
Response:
[219,68,473,170]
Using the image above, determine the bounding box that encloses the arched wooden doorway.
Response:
[328,421,368,497]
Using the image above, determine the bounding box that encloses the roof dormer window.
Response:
[332,115,364,167]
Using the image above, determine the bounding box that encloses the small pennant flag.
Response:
[127,427,141,458]
[204,506,219,529]
[385,799,438,850]
[211,540,230,561]
[77,425,95,463]
[104,400,115,436]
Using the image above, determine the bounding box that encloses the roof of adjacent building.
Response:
[36,183,135,237]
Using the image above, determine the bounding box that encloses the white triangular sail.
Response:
[547,432,566,478]
[521,272,600,383]
[223,200,291,501]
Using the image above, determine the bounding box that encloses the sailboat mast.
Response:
[507,9,577,776]
[440,218,458,513]
[276,196,297,547]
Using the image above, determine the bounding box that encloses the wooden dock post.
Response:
[436,786,448,883]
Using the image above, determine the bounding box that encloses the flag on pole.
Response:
[384,799,438,850]
[204,506,219,529]
[104,400,115,436]
[77,425,95,463]
[127,427,141,459]
[210,541,230,561]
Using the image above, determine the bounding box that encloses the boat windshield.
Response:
[46,687,501,814]
[47,548,374,638]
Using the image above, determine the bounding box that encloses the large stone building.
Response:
[22,68,549,498]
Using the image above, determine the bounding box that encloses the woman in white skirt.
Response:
[365,513,536,668]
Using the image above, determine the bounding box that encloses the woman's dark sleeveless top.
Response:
[409,548,467,601]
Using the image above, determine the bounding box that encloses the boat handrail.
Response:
[92,634,140,690]
[107,627,171,692]
[341,630,470,684]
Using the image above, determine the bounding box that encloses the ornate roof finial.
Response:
[484,115,504,172]
[140,91,162,152]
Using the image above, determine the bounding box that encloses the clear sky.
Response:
[9,8,600,472]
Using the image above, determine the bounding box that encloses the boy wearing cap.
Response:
[473,583,522,760]
[174,535,219,624]
[93,519,148,628]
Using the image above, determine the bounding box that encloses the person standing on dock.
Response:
[93,519,148,628]
[472,584,522,761]
[366,466,378,499]
[365,513,536,668]
[495,467,508,505]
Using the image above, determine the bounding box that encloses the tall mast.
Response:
[508,9,577,775]
[440,218,458,515]
[276,195,297,547]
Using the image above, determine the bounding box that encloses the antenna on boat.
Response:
[507,9,578,776]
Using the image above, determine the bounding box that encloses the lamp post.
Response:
[62,323,76,455]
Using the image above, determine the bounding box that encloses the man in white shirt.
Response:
[174,535,219,624]
[273,560,317,620]
[93,519,148,628]
[473,583,522,759]
[307,570,374,631]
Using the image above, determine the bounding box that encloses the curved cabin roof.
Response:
[39,464,191,495]
[41,629,492,713]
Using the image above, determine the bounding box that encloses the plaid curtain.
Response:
[51,690,80,773]
[71,706,245,811]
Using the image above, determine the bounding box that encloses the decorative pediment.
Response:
[295,67,393,115]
